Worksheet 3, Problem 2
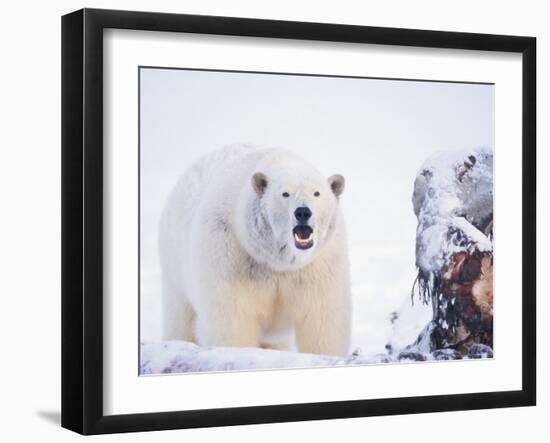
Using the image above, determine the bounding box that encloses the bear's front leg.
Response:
[293,276,352,357]
[193,285,263,348]
[295,304,351,357]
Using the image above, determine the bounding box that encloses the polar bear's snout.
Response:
[293,206,314,249]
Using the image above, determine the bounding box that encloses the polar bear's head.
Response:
[236,151,345,272]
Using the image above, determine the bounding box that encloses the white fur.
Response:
[159,145,352,356]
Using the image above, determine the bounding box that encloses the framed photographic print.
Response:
[61,8,536,435]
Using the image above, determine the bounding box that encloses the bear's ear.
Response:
[252,172,269,196]
[328,174,345,198]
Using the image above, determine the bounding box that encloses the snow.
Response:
[449,216,492,253]
[140,341,391,374]
[140,339,488,375]
[412,146,493,275]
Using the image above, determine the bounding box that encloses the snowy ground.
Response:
[139,68,494,371]
[140,341,388,374]
[140,340,494,375]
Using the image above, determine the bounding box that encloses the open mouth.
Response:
[293,225,314,250]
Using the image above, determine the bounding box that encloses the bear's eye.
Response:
[314,191,320,197]
[282,192,290,198]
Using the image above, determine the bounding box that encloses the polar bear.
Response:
[159,145,351,356]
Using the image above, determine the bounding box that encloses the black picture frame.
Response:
[61,8,536,435]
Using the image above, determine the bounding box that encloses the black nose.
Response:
[294,206,312,223]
